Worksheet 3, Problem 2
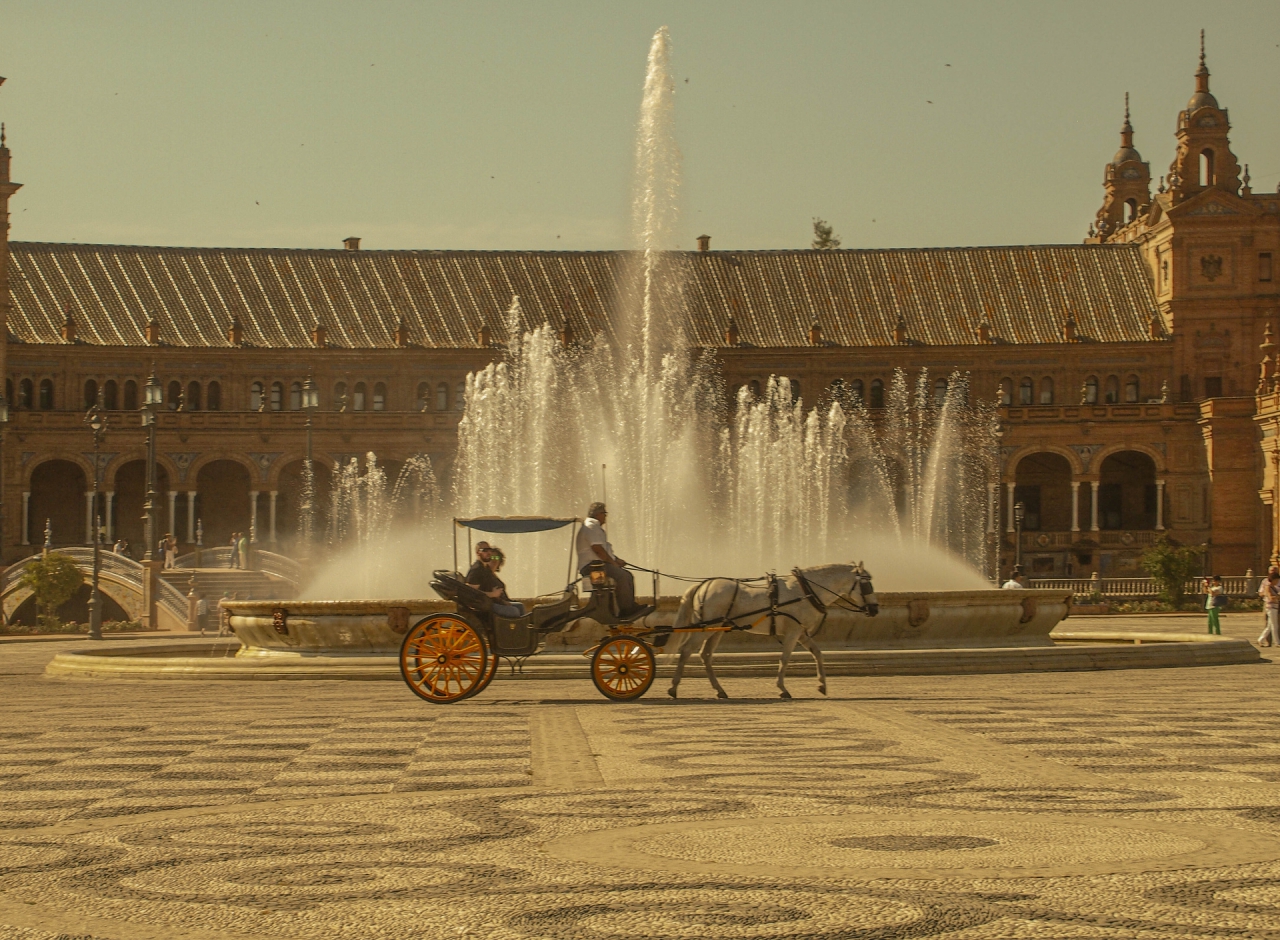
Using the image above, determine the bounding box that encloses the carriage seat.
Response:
[429,571,493,614]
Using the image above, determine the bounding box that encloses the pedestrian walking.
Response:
[1204,574,1225,635]
[112,537,127,555]
[163,533,177,569]
[1258,570,1280,647]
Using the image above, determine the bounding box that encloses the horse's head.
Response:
[850,560,879,617]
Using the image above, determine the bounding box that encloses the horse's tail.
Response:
[672,581,705,630]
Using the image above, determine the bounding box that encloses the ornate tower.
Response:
[1166,31,1241,204]
[1094,94,1151,241]
[0,80,19,407]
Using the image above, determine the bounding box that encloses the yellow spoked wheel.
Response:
[591,635,656,702]
[399,615,490,704]
[467,642,500,700]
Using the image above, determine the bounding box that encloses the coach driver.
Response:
[576,502,650,619]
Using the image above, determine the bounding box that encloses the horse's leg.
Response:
[776,628,802,700]
[796,632,828,696]
[701,632,729,699]
[667,631,697,699]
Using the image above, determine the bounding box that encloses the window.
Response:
[186,381,201,411]
[1039,377,1053,405]
[84,379,98,409]
[1124,198,1137,224]
[788,378,801,403]
[353,382,366,411]
[999,378,1012,406]
[869,379,884,409]
[1085,376,1098,403]
[333,381,346,411]
[1018,377,1033,405]
[207,381,221,411]
[18,378,32,409]
[123,380,137,411]
[373,382,386,411]
[270,381,283,411]
[850,379,864,402]
[1104,375,1119,404]
[436,382,449,411]
[1261,253,1274,282]
[4,379,10,407]
[417,382,430,410]
[1204,376,1223,398]
[38,378,53,410]
[748,379,761,400]
[103,380,118,410]
[290,382,302,411]
[933,378,948,404]
[250,381,264,411]
[1124,375,1139,403]
[167,380,181,410]
[1199,148,1215,187]
[455,381,466,411]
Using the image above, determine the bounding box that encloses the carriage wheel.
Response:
[591,635,656,702]
[399,614,490,704]
[464,642,501,700]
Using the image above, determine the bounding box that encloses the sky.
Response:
[0,1,1278,252]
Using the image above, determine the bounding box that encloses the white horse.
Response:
[666,562,879,700]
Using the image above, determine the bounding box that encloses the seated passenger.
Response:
[466,544,526,619]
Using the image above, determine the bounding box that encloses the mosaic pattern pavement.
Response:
[4,631,1280,938]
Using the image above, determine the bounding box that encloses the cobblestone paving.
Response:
[4,622,1280,939]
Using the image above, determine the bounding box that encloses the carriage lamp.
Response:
[590,568,609,587]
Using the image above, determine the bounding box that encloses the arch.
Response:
[352,382,367,411]
[123,379,138,411]
[850,378,864,402]
[1090,441,1167,475]
[18,378,32,409]
[1013,451,1074,532]
[333,381,347,411]
[1017,377,1033,405]
[29,458,88,546]
[264,451,337,489]
[373,381,387,411]
[195,459,253,548]
[38,378,53,410]
[1124,198,1138,224]
[1199,148,1215,187]
[103,379,119,410]
[1084,376,1098,404]
[416,381,430,409]
[436,382,449,411]
[1003,443,1086,481]
[273,457,335,552]
[1124,374,1140,403]
[186,381,201,411]
[289,381,302,411]
[83,378,98,409]
[7,581,131,627]
[109,458,174,556]
[999,377,1012,406]
[167,379,181,410]
[933,377,947,404]
[455,380,466,410]
[207,380,221,411]
[250,381,264,411]
[1039,376,1054,405]
[748,379,761,400]
[1098,450,1158,530]
[1104,375,1119,404]
[270,381,283,411]
[869,379,884,409]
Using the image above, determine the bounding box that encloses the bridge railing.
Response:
[2,547,187,623]
[172,547,302,587]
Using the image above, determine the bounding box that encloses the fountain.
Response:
[46,28,1259,682]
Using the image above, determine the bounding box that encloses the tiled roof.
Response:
[6,242,1160,349]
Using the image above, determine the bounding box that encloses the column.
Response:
[1155,479,1165,531]
[186,492,196,543]
[1070,481,1080,533]
[1005,482,1015,533]
[21,491,29,545]
[985,482,997,533]
[1090,480,1100,532]
[105,492,115,542]
[269,490,278,545]
[249,491,259,542]
[84,492,94,544]
[167,491,178,540]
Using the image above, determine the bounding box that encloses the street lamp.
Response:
[1013,500,1026,574]
[141,373,163,563]
[84,400,107,640]
[300,376,319,551]
[0,393,9,567]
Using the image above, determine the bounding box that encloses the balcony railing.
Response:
[1019,530,1164,550]
[1029,574,1256,601]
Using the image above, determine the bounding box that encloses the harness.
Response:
[685,567,870,635]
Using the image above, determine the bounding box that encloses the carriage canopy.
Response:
[454,516,578,534]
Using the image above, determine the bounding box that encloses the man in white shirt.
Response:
[1001,572,1025,589]
[576,502,646,617]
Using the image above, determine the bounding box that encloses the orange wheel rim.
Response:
[400,616,486,702]
[594,638,652,697]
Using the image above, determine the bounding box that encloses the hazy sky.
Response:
[1,1,1277,251]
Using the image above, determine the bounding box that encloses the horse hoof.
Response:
[779,691,792,700]
[818,685,827,696]
[717,690,728,700]
[667,688,678,699]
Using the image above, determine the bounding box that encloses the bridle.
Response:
[793,564,878,617]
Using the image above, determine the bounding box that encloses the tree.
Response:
[19,552,84,628]
[1139,537,1203,607]
[811,217,841,250]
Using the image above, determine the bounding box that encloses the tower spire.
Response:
[1195,29,1210,94]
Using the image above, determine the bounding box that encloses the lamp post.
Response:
[1014,500,1026,573]
[300,376,319,552]
[141,373,162,560]
[0,393,9,572]
[84,400,107,640]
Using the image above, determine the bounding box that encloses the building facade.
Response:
[0,46,1276,577]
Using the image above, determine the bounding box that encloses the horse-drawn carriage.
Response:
[398,515,880,704]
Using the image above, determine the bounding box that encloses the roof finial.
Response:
[1124,91,1130,122]
[1,123,6,147]
[1199,28,1205,67]
[1194,29,1210,91]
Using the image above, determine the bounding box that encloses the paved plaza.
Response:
[3,614,1280,939]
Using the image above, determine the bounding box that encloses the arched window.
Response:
[869,379,884,409]
[1104,375,1119,404]
[1018,377,1033,405]
[167,380,181,410]
[207,381,221,411]
[748,379,761,400]
[417,382,430,410]
[436,382,449,411]
[84,379,98,409]
[4,379,10,407]
[289,382,302,411]
[373,382,386,411]
[186,381,201,411]
[103,380,118,410]
[933,377,948,404]
[269,381,283,411]
[18,378,32,409]
[850,379,864,401]
[1124,375,1140,403]
[999,378,1012,406]
[123,380,137,411]
[1085,376,1098,403]
[250,381,264,411]
[1124,198,1138,224]
[1199,148,1215,187]
[455,381,466,411]
[789,378,801,402]
[1039,377,1054,405]
[353,382,366,411]
[333,381,346,411]
[38,379,53,410]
